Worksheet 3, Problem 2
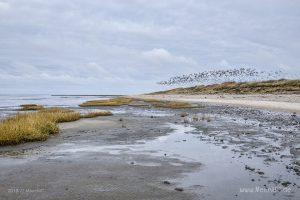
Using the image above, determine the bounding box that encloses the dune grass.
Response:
[81,111,113,118]
[79,97,134,107]
[20,104,44,111]
[152,79,300,95]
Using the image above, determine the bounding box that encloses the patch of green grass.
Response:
[20,104,44,111]
[81,111,113,118]
[79,97,134,107]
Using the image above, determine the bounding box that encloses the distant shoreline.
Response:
[51,94,124,97]
[136,94,300,114]
[153,79,300,95]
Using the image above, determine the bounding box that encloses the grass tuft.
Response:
[151,101,195,109]
[79,97,134,107]
[20,104,44,111]
[38,108,81,123]
[80,97,197,109]
[0,107,114,146]
[0,108,80,146]
[141,98,163,103]
[81,111,113,118]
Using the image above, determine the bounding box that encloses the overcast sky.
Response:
[0,0,299,94]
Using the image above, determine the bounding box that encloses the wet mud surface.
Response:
[0,105,299,200]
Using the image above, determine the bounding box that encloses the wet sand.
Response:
[0,104,299,199]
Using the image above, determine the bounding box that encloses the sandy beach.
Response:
[136,94,300,114]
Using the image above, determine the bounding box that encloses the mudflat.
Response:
[0,103,299,200]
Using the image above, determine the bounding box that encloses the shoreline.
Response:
[0,102,299,199]
[135,94,300,114]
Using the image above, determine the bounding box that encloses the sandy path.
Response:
[136,94,300,114]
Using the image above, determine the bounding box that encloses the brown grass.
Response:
[152,79,300,95]
[81,111,113,118]
[20,104,44,111]
[138,98,199,109]
[79,97,134,107]
[141,98,163,103]
[38,108,81,123]
[0,108,81,146]
[151,101,195,109]
[79,97,197,109]
[0,107,115,146]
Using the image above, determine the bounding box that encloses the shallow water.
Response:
[47,123,299,199]
[0,94,121,119]
[0,97,299,199]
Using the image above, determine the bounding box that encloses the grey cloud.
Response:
[0,0,299,94]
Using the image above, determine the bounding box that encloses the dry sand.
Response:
[136,94,300,114]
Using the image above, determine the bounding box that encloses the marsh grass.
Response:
[139,98,199,109]
[80,97,197,109]
[0,108,80,146]
[151,101,195,109]
[20,104,44,111]
[0,107,115,146]
[81,111,113,118]
[141,98,163,103]
[39,108,81,123]
[79,97,134,107]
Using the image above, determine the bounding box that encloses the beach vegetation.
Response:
[20,104,44,111]
[151,100,195,109]
[0,108,112,146]
[152,79,300,95]
[81,111,113,118]
[79,97,134,107]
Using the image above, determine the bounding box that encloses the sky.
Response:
[0,0,299,94]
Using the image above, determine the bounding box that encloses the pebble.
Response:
[174,187,184,192]
[163,181,171,185]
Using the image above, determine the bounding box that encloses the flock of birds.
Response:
[157,68,283,86]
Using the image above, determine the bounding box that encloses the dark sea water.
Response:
[0,94,121,119]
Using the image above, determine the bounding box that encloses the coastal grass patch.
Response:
[141,98,163,103]
[137,98,200,109]
[79,97,198,109]
[81,111,113,118]
[151,100,195,109]
[20,104,44,111]
[38,107,81,123]
[152,79,300,95]
[0,108,81,145]
[79,97,134,107]
[0,107,115,146]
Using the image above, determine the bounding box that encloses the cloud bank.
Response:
[0,0,299,94]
